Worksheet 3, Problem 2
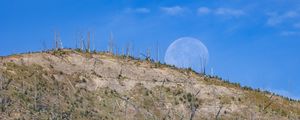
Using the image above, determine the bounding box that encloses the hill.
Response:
[0,49,299,119]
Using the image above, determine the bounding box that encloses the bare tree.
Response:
[199,56,207,74]
[87,32,90,52]
[92,31,95,52]
[130,42,135,57]
[125,42,131,57]
[54,31,58,50]
[263,94,274,111]
[210,68,214,76]
[80,32,84,51]
[156,40,160,62]
[190,90,201,120]
[215,105,223,120]
[115,47,118,56]
[108,32,114,54]
[115,45,119,55]
[159,79,166,103]
[147,48,150,60]
[75,32,78,49]
[140,49,151,61]
[42,40,47,51]
[54,31,63,50]
[113,94,140,115]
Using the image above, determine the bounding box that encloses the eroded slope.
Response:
[0,50,299,120]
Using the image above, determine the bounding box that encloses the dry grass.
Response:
[0,49,299,120]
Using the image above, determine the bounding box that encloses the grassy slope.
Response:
[0,49,299,120]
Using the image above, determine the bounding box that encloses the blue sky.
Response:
[0,0,300,99]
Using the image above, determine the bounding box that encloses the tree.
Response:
[80,32,84,51]
[140,48,151,61]
[54,31,63,50]
[42,40,47,51]
[189,89,201,120]
[125,42,131,57]
[87,32,90,52]
[108,32,114,54]
[155,40,160,62]
[215,105,223,120]
[200,57,207,74]
[92,31,95,52]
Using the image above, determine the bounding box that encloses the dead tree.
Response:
[76,32,87,51]
[263,94,274,111]
[215,105,223,120]
[125,43,131,57]
[75,32,78,49]
[42,40,47,51]
[113,94,140,114]
[189,90,201,120]
[159,79,166,103]
[115,45,119,55]
[54,31,58,50]
[80,32,84,51]
[87,32,90,52]
[200,57,206,74]
[92,31,95,52]
[140,49,151,61]
[121,47,124,56]
[156,40,160,62]
[54,31,57,50]
[136,48,140,58]
[108,32,114,54]
[131,43,135,57]
[54,31,63,50]
[147,48,150,59]
[210,68,214,76]
[58,32,63,49]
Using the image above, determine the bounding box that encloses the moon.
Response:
[164,37,209,73]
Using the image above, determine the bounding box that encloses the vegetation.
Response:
[0,49,299,119]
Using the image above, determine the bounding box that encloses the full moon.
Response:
[164,37,209,73]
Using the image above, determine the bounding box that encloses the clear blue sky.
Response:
[1,0,300,99]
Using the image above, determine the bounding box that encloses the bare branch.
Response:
[190,89,201,120]
[263,94,274,111]
[215,105,223,120]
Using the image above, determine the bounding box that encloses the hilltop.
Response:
[0,49,299,120]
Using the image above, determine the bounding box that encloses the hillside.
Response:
[0,49,299,120]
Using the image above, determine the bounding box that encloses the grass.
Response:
[0,49,299,119]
